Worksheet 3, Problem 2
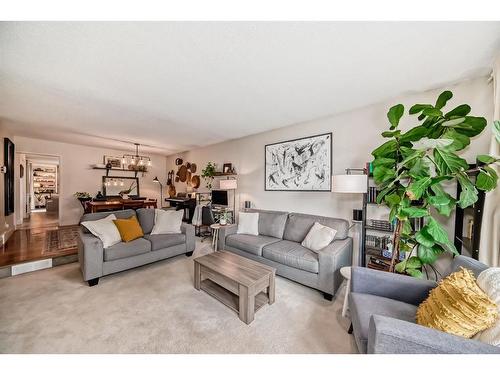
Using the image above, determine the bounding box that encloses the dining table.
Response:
[86,199,157,213]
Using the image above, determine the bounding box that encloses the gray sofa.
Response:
[349,255,500,354]
[78,208,195,286]
[218,209,353,300]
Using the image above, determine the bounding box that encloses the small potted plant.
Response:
[201,161,216,189]
[74,192,92,210]
[218,209,231,226]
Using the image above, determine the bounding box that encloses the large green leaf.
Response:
[457,173,478,208]
[454,116,487,137]
[395,260,407,273]
[433,148,468,174]
[422,107,443,117]
[409,104,432,115]
[445,104,471,118]
[443,129,470,151]
[387,104,405,130]
[400,207,428,218]
[372,157,396,168]
[373,166,396,184]
[435,90,453,109]
[425,217,450,245]
[494,120,500,144]
[372,139,398,158]
[384,193,401,206]
[408,158,430,179]
[406,177,432,200]
[406,256,422,269]
[476,166,498,191]
[442,117,466,127]
[418,245,438,264]
[399,126,429,143]
[415,228,435,247]
[477,155,499,164]
[412,138,453,150]
[428,194,455,217]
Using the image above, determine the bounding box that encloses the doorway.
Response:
[17,153,60,230]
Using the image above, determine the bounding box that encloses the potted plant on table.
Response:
[371,90,499,277]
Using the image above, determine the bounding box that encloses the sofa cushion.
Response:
[144,233,186,251]
[136,208,155,234]
[283,212,349,243]
[104,238,151,261]
[349,292,417,354]
[80,209,136,234]
[262,240,319,273]
[246,209,289,239]
[226,234,281,256]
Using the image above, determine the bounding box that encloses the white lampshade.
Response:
[332,174,367,193]
[220,179,238,190]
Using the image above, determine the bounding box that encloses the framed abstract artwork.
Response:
[265,132,332,191]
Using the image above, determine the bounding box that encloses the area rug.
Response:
[44,226,80,254]
[0,240,356,354]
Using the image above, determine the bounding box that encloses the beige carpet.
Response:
[0,240,357,354]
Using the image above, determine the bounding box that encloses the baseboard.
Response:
[11,259,53,276]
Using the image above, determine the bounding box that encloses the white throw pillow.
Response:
[151,209,184,235]
[474,267,500,346]
[81,214,122,249]
[301,222,337,252]
[237,212,259,236]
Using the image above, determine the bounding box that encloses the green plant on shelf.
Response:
[201,161,217,189]
[370,90,499,278]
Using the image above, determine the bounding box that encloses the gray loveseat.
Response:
[78,208,195,286]
[349,255,500,354]
[217,209,353,300]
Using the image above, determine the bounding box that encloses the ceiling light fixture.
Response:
[122,143,152,168]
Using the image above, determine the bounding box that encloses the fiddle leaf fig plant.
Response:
[371,90,499,277]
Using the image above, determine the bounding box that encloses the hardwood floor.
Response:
[0,212,78,268]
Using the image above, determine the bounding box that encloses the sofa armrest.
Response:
[181,223,195,252]
[317,237,352,295]
[368,315,500,354]
[77,229,104,281]
[351,267,437,306]
[217,224,238,250]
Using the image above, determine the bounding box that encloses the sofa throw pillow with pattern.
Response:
[416,267,498,338]
[81,214,122,248]
[237,212,259,236]
[113,215,144,242]
[474,267,500,346]
[301,222,337,252]
[151,209,184,235]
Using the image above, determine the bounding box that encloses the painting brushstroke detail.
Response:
[265,133,332,191]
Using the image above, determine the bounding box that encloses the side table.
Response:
[340,266,351,318]
[210,224,223,251]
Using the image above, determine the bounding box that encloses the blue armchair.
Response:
[349,255,500,354]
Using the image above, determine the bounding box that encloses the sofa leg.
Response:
[185,251,193,257]
[87,278,99,287]
[323,292,333,301]
[348,323,353,334]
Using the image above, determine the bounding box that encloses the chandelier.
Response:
[122,143,152,167]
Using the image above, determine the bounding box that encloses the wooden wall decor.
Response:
[175,160,200,190]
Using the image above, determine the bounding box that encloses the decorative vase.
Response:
[220,218,227,226]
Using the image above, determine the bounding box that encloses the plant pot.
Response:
[220,218,227,226]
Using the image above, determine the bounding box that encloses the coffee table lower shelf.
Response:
[200,279,269,314]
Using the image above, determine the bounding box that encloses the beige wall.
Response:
[0,121,16,244]
[13,137,167,226]
[166,77,494,233]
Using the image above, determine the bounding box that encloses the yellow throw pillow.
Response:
[416,267,498,338]
[113,215,144,242]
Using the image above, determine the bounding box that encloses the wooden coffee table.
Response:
[194,251,276,324]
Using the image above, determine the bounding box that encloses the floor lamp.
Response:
[332,170,368,267]
[219,178,237,223]
[153,176,163,208]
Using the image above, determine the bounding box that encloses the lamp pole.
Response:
[153,177,163,208]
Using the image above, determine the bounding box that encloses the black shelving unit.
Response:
[454,163,485,260]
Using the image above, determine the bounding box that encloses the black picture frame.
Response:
[223,163,232,174]
[4,138,15,215]
[102,176,140,197]
[264,132,332,192]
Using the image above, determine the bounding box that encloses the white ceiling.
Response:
[1,22,500,156]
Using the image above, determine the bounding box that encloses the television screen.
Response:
[211,190,228,206]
